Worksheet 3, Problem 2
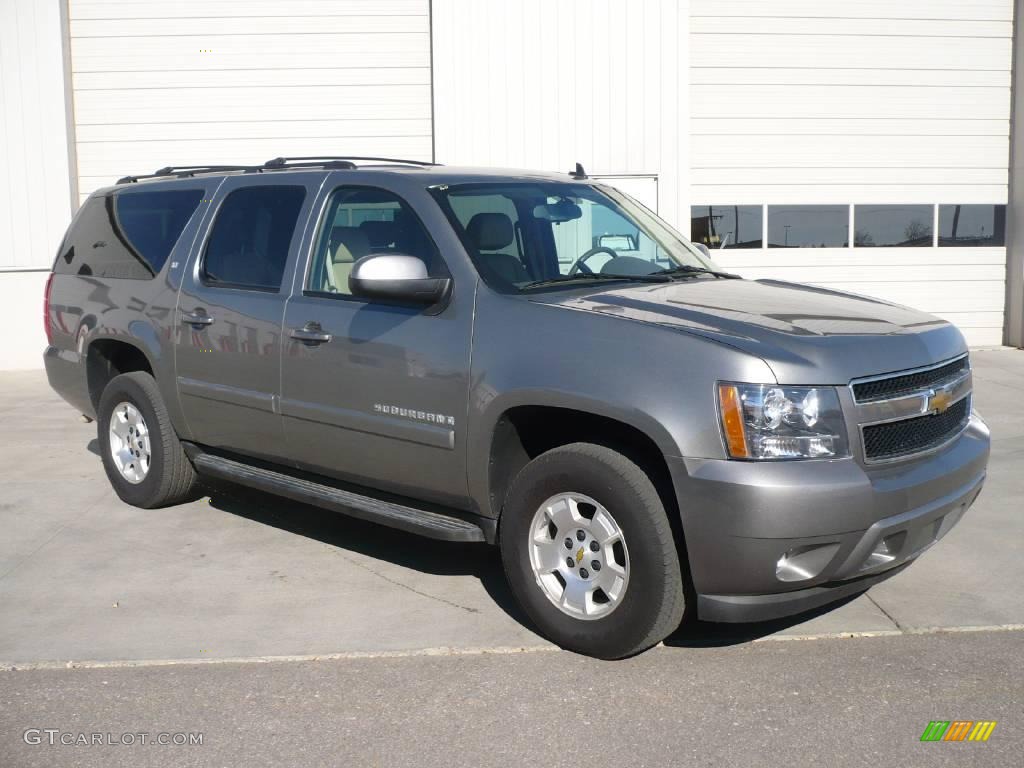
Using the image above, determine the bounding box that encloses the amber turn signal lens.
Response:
[718,384,749,458]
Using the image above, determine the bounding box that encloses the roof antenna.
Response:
[569,162,588,179]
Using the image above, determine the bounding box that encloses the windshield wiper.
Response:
[522,272,671,290]
[658,265,741,280]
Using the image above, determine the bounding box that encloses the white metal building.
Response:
[2,0,1022,368]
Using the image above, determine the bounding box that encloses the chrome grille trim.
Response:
[849,354,973,464]
[851,354,970,403]
[855,369,971,427]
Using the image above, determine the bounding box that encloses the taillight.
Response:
[43,272,55,346]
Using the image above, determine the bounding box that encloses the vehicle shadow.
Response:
[199,477,862,650]
[665,593,864,648]
[202,479,536,631]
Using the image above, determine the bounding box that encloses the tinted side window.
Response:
[307,186,442,296]
[938,204,1006,247]
[114,189,205,272]
[203,186,306,290]
[54,188,203,279]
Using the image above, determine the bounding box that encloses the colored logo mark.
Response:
[920,721,997,742]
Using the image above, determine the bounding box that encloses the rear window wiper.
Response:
[521,272,671,290]
[658,265,741,280]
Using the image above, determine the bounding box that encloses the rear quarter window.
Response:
[54,188,204,279]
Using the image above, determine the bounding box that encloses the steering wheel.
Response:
[567,246,619,276]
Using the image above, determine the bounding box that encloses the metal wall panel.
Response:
[68,0,432,201]
[691,0,1015,346]
[431,0,690,227]
[0,0,74,270]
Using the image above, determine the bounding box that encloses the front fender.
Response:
[465,289,775,516]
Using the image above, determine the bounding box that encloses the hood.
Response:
[530,278,967,384]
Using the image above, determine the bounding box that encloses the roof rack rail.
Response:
[115,156,443,185]
[263,156,440,169]
[117,165,261,184]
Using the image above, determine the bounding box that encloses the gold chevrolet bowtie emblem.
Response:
[576,547,585,564]
[929,388,952,414]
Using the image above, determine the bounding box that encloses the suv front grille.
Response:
[852,356,969,403]
[862,398,970,461]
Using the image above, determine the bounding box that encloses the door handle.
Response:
[181,311,214,327]
[290,322,332,344]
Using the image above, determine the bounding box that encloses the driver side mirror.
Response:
[349,254,451,305]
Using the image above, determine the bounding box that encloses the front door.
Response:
[175,174,321,461]
[280,182,472,507]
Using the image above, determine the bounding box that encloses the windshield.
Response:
[430,182,716,291]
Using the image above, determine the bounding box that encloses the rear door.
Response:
[174,173,322,461]
[279,178,473,507]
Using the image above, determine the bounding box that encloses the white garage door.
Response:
[689,0,1013,347]
[68,0,431,203]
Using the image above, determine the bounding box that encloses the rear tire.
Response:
[500,443,685,659]
[97,371,198,508]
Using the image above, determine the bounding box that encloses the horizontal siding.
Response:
[432,0,689,228]
[690,1,1013,205]
[691,1,1012,340]
[71,1,426,18]
[77,136,430,179]
[0,0,73,269]
[691,185,1007,206]
[73,68,431,90]
[691,1,1012,20]
[72,15,428,36]
[75,119,432,143]
[692,168,1007,185]
[691,69,1011,88]
[692,35,1011,70]
[692,118,1009,136]
[714,247,1006,345]
[692,84,1008,120]
[693,135,1009,168]
[69,0,431,198]
[691,17,1011,37]
[712,264,1005,283]
[716,247,1006,267]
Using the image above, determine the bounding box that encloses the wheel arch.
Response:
[482,403,684,535]
[484,403,696,625]
[85,337,156,412]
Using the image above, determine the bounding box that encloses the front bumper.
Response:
[670,414,989,623]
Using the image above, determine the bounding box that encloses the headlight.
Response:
[717,383,848,460]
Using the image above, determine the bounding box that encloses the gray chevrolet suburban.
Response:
[44,157,990,658]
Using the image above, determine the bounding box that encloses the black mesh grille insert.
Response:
[853,357,969,403]
[862,398,969,461]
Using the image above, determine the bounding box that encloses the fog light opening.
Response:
[862,531,907,571]
[775,543,841,583]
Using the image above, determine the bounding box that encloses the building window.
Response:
[853,205,933,247]
[938,205,1006,247]
[767,205,848,248]
[690,206,762,249]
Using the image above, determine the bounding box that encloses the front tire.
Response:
[97,371,198,508]
[500,443,685,658]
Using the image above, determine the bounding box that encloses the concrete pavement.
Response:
[0,349,1022,665]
